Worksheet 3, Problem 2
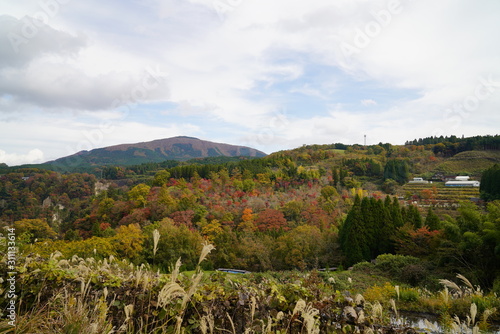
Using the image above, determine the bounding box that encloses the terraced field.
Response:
[402,182,480,204]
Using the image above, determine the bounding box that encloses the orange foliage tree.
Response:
[254,208,288,233]
[239,208,256,232]
[396,225,443,257]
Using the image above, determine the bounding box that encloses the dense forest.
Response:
[1,135,500,332]
[405,135,500,156]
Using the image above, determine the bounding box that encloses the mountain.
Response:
[47,136,267,170]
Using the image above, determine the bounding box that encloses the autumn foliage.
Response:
[1,140,500,289]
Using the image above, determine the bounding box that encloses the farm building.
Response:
[445,180,480,187]
[445,175,479,187]
[408,177,429,184]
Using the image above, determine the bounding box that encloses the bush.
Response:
[364,282,396,303]
[447,298,471,318]
[492,276,500,295]
[471,294,500,315]
[352,261,375,273]
[374,254,421,280]
[398,287,419,302]
[400,264,429,286]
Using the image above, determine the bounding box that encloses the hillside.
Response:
[2,135,500,332]
[44,136,266,170]
[433,150,500,176]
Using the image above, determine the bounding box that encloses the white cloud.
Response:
[347,1,500,93]
[361,99,377,106]
[0,112,205,165]
[0,55,170,111]
[1,0,499,161]
[0,14,170,112]
[0,15,87,68]
[0,148,44,166]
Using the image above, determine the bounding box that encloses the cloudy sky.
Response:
[1,0,499,165]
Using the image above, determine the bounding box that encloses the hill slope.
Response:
[47,136,267,169]
[433,150,500,176]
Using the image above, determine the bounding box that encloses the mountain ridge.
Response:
[46,136,266,169]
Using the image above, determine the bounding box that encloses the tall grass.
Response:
[2,246,498,334]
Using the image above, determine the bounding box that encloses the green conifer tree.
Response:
[339,195,370,266]
[361,197,377,257]
[480,164,500,201]
[407,205,423,228]
[377,198,395,255]
[424,207,441,230]
[390,197,404,229]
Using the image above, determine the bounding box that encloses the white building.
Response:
[445,180,480,187]
[408,177,429,184]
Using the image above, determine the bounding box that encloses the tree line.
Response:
[406,134,500,156]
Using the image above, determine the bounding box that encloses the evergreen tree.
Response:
[340,196,405,265]
[424,207,441,230]
[406,205,423,228]
[480,164,500,201]
[361,197,377,257]
[384,160,397,182]
[390,197,404,229]
[377,198,395,254]
[339,168,348,187]
[339,195,370,266]
[383,195,392,209]
[332,168,340,187]
[400,206,407,223]
[383,159,410,184]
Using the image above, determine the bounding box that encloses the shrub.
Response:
[400,264,429,286]
[398,288,420,303]
[471,294,500,315]
[364,282,396,303]
[29,237,116,259]
[374,254,420,280]
[492,276,500,295]
[352,261,375,273]
[447,298,471,318]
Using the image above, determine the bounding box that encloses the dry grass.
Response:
[12,289,113,334]
[4,247,498,334]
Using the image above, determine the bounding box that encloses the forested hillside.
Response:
[1,135,500,332]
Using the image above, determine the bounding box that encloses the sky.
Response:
[1,0,499,166]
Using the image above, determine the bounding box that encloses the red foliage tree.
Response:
[301,205,331,230]
[170,210,195,228]
[254,208,288,233]
[396,225,443,257]
[118,208,150,226]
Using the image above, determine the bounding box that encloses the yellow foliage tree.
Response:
[239,208,256,232]
[29,237,116,259]
[256,173,271,185]
[112,223,146,260]
[128,184,151,208]
[201,219,223,241]
[14,218,57,242]
[350,187,367,199]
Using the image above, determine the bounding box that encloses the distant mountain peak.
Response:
[173,136,199,140]
[48,136,266,168]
